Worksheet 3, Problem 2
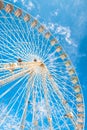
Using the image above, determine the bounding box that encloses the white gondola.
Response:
[77,104,84,112]
[77,117,84,123]
[74,85,80,93]
[15,9,22,17]
[50,38,57,46]
[62,100,67,105]
[76,94,83,102]
[4,63,17,71]
[56,46,62,52]
[38,25,44,33]
[60,53,67,60]
[68,68,75,75]
[31,20,38,27]
[0,1,4,10]
[33,121,38,126]
[48,117,52,122]
[77,113,84,118]
[45,32,51,39]
[71,77,78,84]
[64,112,73,119]
[0,79,5,85]
[24,14,30,22]
[21,125,25,129]
[76,123,83,130]
[5,4,13,13]
[65,61,71,67]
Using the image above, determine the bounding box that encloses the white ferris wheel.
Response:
[0,1,85,130]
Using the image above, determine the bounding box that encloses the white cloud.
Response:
[46,23,55,31]
[14,0,18,3]
[44,22,77,47]
[56,25,73,45]
[51,9,59,16]
[0,104,19,129]
[54,11,58,16]
[35,14,41,19]
[0,103,30,130]
[21,0,25,5]
[36,99,47,118]
[27,1,35,10]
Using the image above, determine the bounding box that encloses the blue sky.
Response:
[1,0,87,129]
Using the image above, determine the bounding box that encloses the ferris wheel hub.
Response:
[29,61,47,75]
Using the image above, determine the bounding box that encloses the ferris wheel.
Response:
[0,1,85,130]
